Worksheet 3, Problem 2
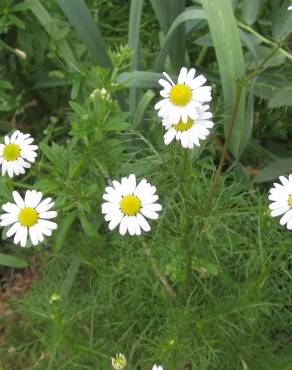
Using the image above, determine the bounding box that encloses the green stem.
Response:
[204,81,243,214]
[237,21,292,61]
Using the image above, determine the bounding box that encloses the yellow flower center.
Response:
[173,117,193,131]
[18,207,38,227]
[288,194,292,208]
[169,84,192,106]
[3,143,20,161]
[119,195,141,216]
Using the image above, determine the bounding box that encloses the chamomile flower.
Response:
[152,365,163,370]
[268,175,292,229]
[111,353,127,370]
[0,190,57,247]
[162,105,214,149]
[0,130,38,178]
[154,67,212,124]
[102,174,162,236]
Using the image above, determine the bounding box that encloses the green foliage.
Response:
[0,0,292,369]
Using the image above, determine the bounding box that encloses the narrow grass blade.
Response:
[28,0,77,69]
[133,90,155,129]
[154,8,206,71]
[128,0,144,116]
[117,71,162,88]
[201,0,246,159]
[0,253,27,268]
[150,0,186,71]
[58,0,112,69]
[60,256,81,298]
[254,158,292,183]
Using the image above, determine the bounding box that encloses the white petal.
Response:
[2,202,20,214]
[39,211,57,219]
[36,198,54,213]
[29,225,39,246]
[20,227,28,247]
[140,208,159,220]
[136,213,150,232]
[164,128,176,145]
[178,67,188,84]
[185,68,196,84]
[190,75,207,89]
[280,209,292,225]
[37,219,58,230]
[158,79,172,91]
[143,203,162,212]
[109,211,123,230]
[6,221,21,238]
[12,191,25,208]
[119,216,128,235]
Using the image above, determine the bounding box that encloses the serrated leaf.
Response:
[269,86,292,108]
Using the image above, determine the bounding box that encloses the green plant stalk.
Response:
[237,21,292,61]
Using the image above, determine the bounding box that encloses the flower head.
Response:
[152,365,163,370]
[162,105,214,149]
[288,5,292,10]
[0,190,57,247]
[102,174,162,236]
[268,175,292,229]
[0,130,38,178]
[154,67,212,125]
[111,353,127,370]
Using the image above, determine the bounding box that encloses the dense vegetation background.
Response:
[0,0,291,369]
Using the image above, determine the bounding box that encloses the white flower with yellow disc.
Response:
[154,67,212,124]
[268,175,292,229]
[0,130,38,177]
[0,190,57,247]
[111,353,127,370]
[162,105,214,149]
[102,174,162,236]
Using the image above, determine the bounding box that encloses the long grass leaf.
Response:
[201,0,246,159]
[150,0,186,71]
[58,0,112,69]
[254,158,292,183]
[154,8,206,72]
[0,253,27,268]
[28,0,77,69]
[133,90,155,129]
[117,71,162,88]
[128,0,144,116]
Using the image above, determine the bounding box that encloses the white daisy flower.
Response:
[154,66,212,124]
[111,353,127,370]
[0,190,57,247]
[162,104,214,149]
[0,130,38,178]
[268,175,292,229]
[152,365,163,370]
[102,174,162,236]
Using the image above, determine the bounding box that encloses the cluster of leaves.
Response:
[0,0,291,369]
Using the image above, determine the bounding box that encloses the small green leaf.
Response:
[0,80,13,90]
[117,71,162,88]
[0,253,28,268]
